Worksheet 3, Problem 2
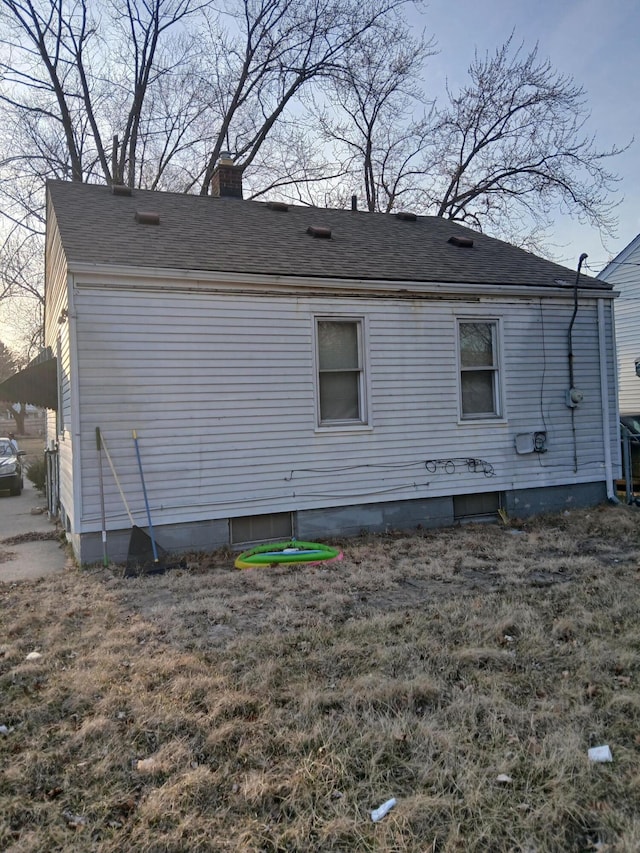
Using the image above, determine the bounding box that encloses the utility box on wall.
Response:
[514,432,547,454]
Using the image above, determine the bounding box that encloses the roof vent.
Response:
[135,210,160,225]
[448,235,474,248]
[267,201,289,212]
[396,211,417,221]
[307,225,331,239]
[111,184,131,196]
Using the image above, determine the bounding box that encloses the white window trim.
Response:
[313,315,371,431]
[456,316,506,422]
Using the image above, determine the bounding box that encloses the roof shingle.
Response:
[47,180,606,290]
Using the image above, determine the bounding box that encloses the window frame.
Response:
[314,315,370,429]
[456,317,504,421]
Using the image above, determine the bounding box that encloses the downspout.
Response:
[598,298,618,502]
[567,254,587,392]
[67,276,83,549]
[567,253,588,473]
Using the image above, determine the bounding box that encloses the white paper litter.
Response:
[588,745,613,763]
[496,773,513,783]
[371,798,396,822]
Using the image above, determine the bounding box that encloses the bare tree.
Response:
[0,0,415,206]
[309,33,625,246]
[0,2,627,318]
[0,0,206,188]
[0,0,416,346]
[0,0,210,349]
[0,230,44,365]
[421,37,626,245]
[0,340,19,381]
[241,123,347,204]
[196,0,413,194]
[0,338,27,433]
[0,231,44,303]
[310,23,435,212]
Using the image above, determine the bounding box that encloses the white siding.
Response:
[44,211,74,527]
[70,279,617,535]
[599,238,640,415]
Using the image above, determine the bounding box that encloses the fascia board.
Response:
[68,262,617,301]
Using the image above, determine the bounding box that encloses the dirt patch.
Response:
[108,504,640,649]
[1,531,60,546]
[2,502,640,852]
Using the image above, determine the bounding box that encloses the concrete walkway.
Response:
[0,479,70,583]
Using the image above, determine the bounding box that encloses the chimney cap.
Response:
[219,151,234,165]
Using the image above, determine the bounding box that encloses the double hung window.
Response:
[458,319,502,419]
[316,318,367,426]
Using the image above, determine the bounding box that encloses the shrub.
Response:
[26,457,47,493]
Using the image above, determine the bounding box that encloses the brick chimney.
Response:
[211,152,244,198]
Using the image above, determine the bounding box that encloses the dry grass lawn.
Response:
[2,503,640,851]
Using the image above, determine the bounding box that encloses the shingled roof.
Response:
[47,180,607,290]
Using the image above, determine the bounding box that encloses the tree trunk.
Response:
[10,403,26,435]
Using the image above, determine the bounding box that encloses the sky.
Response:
[411,0,639,276]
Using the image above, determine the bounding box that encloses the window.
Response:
[316,318,367,426]
[458,319,502,419]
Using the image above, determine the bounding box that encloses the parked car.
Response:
[0,437,26,496]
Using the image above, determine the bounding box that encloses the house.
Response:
[38,166,619,564]
[597,233,640,415]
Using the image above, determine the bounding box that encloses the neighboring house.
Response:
[38,166,619,564]
[597,233,640,415]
